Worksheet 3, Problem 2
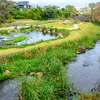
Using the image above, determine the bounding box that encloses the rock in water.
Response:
[76,51,80,54]
[51,30,55,34]
[79,46,86,53]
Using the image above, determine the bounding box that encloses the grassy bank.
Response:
[0,22,100,99]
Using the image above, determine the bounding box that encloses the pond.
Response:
[68,40,100,93]
[0,31,58,46]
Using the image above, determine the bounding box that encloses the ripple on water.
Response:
[68,41,100,93]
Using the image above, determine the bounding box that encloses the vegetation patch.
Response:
[4,36,26,45]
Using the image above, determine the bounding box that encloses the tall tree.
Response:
[0,0,13,25]
[65,5,74,16]
[88,3,96,22]
[80,7,90,16]
[95,2,100,21]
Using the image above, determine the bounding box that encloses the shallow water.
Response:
[68,41,100,92]
[11,31,58,46]
[0,79,20,100]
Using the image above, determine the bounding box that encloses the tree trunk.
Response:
[3,17,5,23]
[0,17,1,26]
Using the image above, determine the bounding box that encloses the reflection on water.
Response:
[11,31,58,46]
[68,41,100,92]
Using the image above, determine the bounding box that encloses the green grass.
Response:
[4,36,26,45]
[0,22,100,99]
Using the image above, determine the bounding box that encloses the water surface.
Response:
[68,41,100,92]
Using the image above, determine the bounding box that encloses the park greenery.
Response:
[0,0,100,25]
[0,22,100,99]
[0,0,100,100]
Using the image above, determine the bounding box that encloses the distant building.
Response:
[42,5,60,10]
[53,5,60,9]
[13,1,35,10]
[18,1,30,9]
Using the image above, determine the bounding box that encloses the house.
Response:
[13,1,35,10]
[18,1,30,9]
[53,5,60,9]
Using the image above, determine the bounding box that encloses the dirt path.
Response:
[0,23,83,56]
[0,26,30,30]
[0,30,81,56]
[52,23,82,30]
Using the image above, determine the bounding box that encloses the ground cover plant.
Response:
[4,36,26,45]
[46,21,74,28]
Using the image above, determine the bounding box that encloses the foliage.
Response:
[10,5,71,20]
[79,92,100,100]
[0,0,13,25]
[88,3,96,21]
[4,36,26,45]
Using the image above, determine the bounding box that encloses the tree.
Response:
[88,3,96,21]
[0,0,13,25]
[80,7,90,16]
[44,6,57,19]
[95,2,100,21]
[65,5,74,16]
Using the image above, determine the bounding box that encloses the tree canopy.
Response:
[0,0,13,24]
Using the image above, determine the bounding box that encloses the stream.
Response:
[68,40,100,93]
[0,41,100,100]
[0,79,20,100]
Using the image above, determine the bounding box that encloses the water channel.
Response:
[68,40,100,93]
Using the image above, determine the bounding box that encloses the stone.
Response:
[39,29,42,32]
[8,31,10,33]
[44,31,46,33]
[19,94,24,100]
[35,72,43,77]
[36,28,39,31]
[29,72,35,76]
[24,27,30,29]
[51,30,55,34]
[3,70,10,76]
[34,25,36,27]
[76,51,80,54]
[79,46,86,53]
[46,29,50,32]
[54,32,58,35]
[63,23,67,25]
[47,31,51,34]
[58,33,63,38]
[78,28,81,30]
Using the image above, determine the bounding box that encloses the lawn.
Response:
[46,21,74,28]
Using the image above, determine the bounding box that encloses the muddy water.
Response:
[68,41,100,93]
[0,79,20,100]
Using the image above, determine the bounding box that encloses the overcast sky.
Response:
[13,0,100,7]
